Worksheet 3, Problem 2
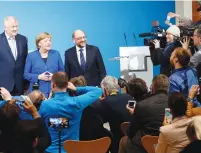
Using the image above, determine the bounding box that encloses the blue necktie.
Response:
[79,48,86,71]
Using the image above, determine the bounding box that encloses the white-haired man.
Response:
[0,16,28,95]
[95,76,133,153]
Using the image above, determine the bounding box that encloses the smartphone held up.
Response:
[128,100,136,109]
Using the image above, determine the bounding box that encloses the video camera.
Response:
[139,28,167,49]
[179,25,197,47]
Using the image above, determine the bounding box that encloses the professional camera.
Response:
[139,28,167,49]
[178,25,196,47]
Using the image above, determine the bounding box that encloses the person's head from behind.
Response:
[69,76,87,96]
[151,74,169,94]
[101,76,119,96]
[168,92,187,119]
[72,29,87,48]
[3,99,20,122]
[36,32,51,52]
[14,119,41,153]
[166,25,180,43]
[4,16,18,37]
[193,28,201,47]
[70,76,87,87]
[127,78,148,101]
[28,90,46,110]
[51,72,68,92]
[186,116,201,142]
[170,47,190,68]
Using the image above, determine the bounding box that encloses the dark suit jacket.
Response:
[150,41,181,77]
[127,92,168,153]
[79,102,112,141]
[95,93,133,153]
[0,32,28,94]
[65,44,106,86]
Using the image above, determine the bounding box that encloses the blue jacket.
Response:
[39,86,102,153]
[24,50,64,98]
[169,67,200,107]
[0,96,33,120]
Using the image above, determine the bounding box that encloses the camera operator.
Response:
[152,25,183,77]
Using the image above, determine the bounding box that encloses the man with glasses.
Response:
[189,28,201,67]
[64,29,106,86]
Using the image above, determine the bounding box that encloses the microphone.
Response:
[133,32,138,45]
[124,33,128,46]
[139,33,153,37]
[139,32,166,38]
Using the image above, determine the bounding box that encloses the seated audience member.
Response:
[186,85,201,117]
[125,78,150,115]
[127,78,149,102]
[95,76,133,153]
[39,72,102,153]
[0,87,45,120]
[24,32,65,98]
[181,116,201,153]
[0,99,51,153]
[156,92,192,153]
[169,47,200,107]
[119,74,169,153]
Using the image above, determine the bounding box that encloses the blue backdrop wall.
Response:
[0,1,175,78]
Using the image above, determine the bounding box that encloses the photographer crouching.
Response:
[151,25,185,77]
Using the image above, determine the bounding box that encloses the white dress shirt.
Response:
[5,32,18,60]
[76,46,86,65]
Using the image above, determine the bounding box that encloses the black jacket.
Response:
[65,45,106,86]
[95,93,133,153]
[127,92,168,153]
[150,41,181,77]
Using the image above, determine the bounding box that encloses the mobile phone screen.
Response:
[128,100,136,108]
[165,108,172,124]
[48,117,69,128]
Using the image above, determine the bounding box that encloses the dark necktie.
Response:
[79,48,86,71]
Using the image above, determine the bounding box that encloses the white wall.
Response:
[175,0,192,24]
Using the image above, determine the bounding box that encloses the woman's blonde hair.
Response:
[35,32,51,48]
[186,116,201,141]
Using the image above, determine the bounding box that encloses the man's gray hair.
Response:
[3,16,17,26]
[101,76,119,94]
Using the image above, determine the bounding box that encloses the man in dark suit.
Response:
[65,29,106,86]
[119,74,169,153]
[0,16,28,95]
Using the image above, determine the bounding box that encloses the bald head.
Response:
[28,90,45,109]
[3,16,18,37]
[72,29,87,48]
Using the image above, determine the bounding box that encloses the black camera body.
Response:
[139,28,167,49]
[179,26,196,47]
[179,26,195,37]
